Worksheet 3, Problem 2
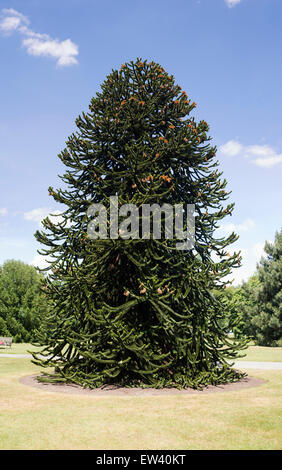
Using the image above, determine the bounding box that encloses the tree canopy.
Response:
[31,59,247,389]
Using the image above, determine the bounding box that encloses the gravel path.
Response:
[0,354,32,358]
[232,361,282,370]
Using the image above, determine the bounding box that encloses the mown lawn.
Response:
[238,345,282,362]
[0,343,41,355]
[0,357,281,450]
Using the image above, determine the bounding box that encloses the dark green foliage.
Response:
[232,275,261,340]
[220,232,282,347]
[0,260,49,342]
[243,232,282,346]
[213,285,248,340]
[0,317,10,337]
[31,59,247,389]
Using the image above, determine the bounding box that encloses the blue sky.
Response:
[0,0,281,285]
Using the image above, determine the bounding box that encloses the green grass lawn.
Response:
[238,345,282,362]
[0,357,281,450]
[0,343,41,355]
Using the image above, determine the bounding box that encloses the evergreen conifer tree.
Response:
[32,59,247,389]
[252,231,282,346]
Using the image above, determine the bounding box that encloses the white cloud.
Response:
[219,140,243,157]
[252,154,282,168]
[24,207,53,224]
[245,144,273,157]
[225,0,242,7]
[224,238,272,286]
[24,207,72,228]
[219,139,282,168]
[252,242,266,259]
[244,144,282,167]
[0,208,7,216]
[0,15,22,32]
[225,246,257,286]
[22,37,78,67]
[24,207,64,226]
[0,8,29,33]
[228,257,253,286]
[0,8,78,67]
[31,254,52,270]
[219,218,254,235]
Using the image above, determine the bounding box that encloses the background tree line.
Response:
[0,229,281,345]
[218,230,282,346]
[0,260,50,342]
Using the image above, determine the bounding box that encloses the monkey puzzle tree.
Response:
[32,59,247,389]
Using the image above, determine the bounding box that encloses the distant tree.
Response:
[0,317,10,337]
[214,285,248,339]
[252,231,282,346]
[229,231,282,346]
[0,260,49,342]
[235,274,261,340]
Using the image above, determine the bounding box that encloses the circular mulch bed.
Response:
[19,374,266,396]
